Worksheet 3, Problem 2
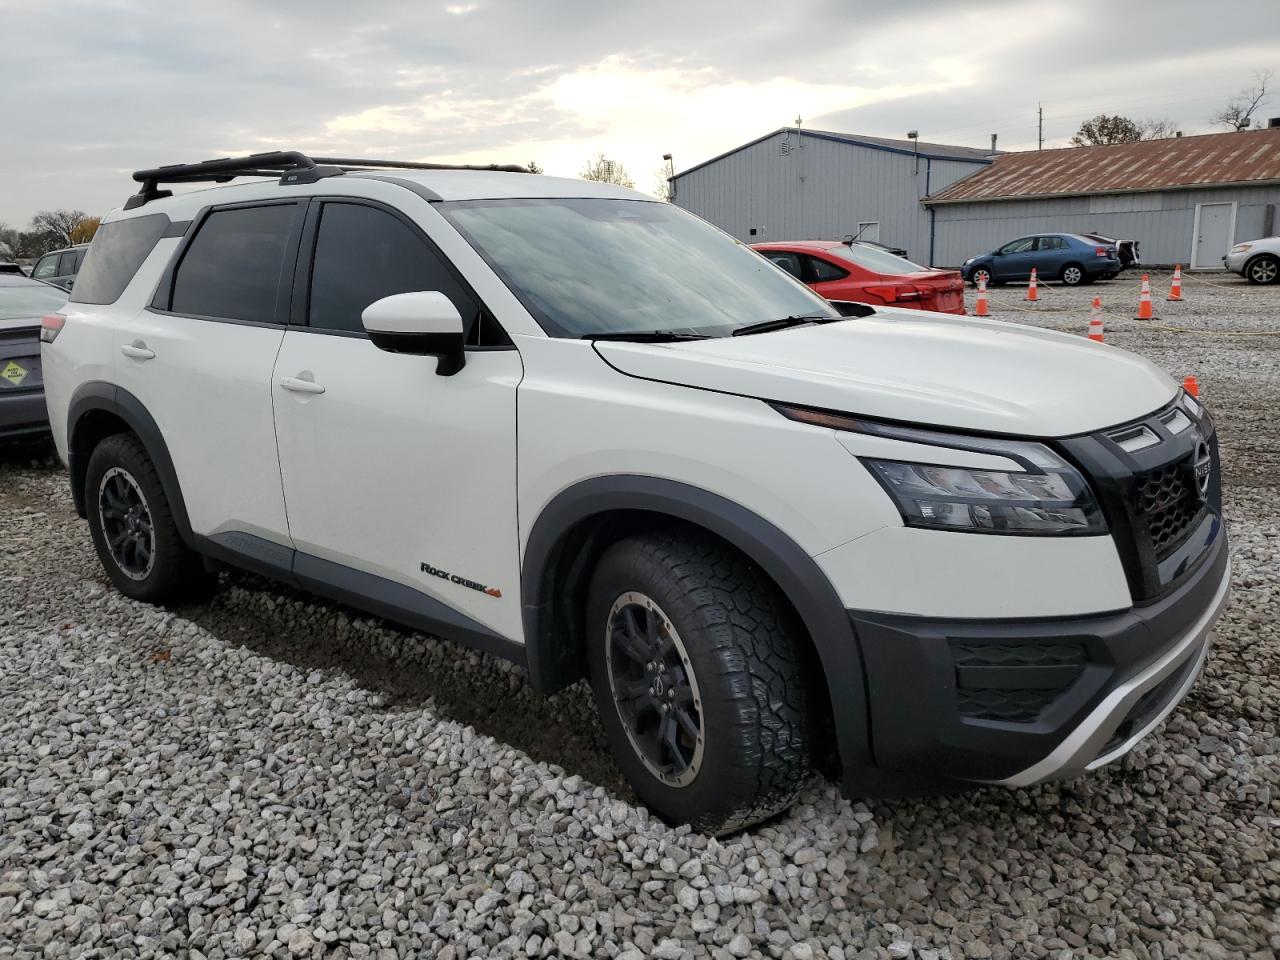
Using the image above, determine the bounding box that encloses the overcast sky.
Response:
[2,0,1278,227]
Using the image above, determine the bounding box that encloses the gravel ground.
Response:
[1,271,1277,959]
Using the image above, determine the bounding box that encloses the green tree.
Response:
[1070,114,1142,146]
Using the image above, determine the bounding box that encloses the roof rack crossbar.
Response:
[124,150,532,209]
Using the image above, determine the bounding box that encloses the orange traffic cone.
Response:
[1183,374,1199,398]
[1087,296,1104,342]
[1168,265,1184,301]
[1025,267,1039,302]
[974,277,990,317]
[1135,273,1156,320]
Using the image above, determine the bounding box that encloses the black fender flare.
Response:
[66,381,194,544]
[520,475,874,777]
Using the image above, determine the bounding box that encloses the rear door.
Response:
[1032,235,1070,278]
[112,200,303,545]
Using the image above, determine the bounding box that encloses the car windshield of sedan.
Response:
[829,243,928,274]
[0,280,69,321]
[439,198,839,338]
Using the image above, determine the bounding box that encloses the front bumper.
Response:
[847,527,1229,790]
[1223,251,1249,274]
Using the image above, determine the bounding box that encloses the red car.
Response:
[752,240,967,316]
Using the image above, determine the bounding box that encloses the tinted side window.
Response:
[1036,236,1067,251]
[33,256,59,279]
[59,251,80,275]
[763,252,802,279]
[308,202,478,335]
[71,214,169,305]
[806,256,849,282]
[171,204,297,323]
[1000,238,1035,254]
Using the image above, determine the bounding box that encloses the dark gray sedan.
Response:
[1,275,68,438]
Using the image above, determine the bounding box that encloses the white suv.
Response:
[42,152,1230,833]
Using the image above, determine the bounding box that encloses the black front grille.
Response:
[952,639,1086,723]
[1134,457,1207,558]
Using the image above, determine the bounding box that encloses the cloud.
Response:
[0,0,1277,223]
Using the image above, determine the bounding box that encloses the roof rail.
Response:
[126,151,531,209]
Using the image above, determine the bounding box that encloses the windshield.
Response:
[0,280,69,321]
[439,198,838,338]
[830,243,928,275]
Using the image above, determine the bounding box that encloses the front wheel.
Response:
[969,265,994,287]
[1245,255,1279,285]
[586,531,818,834]
[1060,262,1085,286]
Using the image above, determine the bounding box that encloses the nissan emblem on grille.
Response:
[1192,439,1212,501]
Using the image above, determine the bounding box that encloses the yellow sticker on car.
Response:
[1,360,28,386]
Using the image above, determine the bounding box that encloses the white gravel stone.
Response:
[0,281,1276,958]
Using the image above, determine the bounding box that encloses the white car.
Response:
[42,152,1230,833]
[1223,236,1280,284]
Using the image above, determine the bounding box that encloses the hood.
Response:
[594,311,1178,437]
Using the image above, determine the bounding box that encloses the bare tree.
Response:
[29,209,91,248]
[1212,69,1273,131]
[1137,118,1179,140]
[527,160,544,174]
[652,167,673,202]
[579,153,634,188]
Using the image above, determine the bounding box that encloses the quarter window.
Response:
[307,202,480,337]
[71,214,170,305]
[171,204,298,324]
[806,256,849,282]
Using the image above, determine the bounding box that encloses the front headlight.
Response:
[1231,243,1252,253]
[775,405,1107,536]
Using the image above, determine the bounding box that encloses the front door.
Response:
[271,199,524,642]
[992,237,1036,280]
[1194,203,1233,269]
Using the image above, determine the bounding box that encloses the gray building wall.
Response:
[929,184,1280,268]
[672,130,988,264]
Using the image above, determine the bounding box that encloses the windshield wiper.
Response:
[730,314,832,337]
[581,331,710,342]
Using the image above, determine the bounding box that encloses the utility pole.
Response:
[1038,104,1044,151]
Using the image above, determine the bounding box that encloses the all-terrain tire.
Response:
[85,433,211,604]
[586,530,819,835]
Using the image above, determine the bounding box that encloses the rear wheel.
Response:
[1060,262,1085,286]
[1245,255,1279,285]
[85,433,211,604]
[586,531,818,834]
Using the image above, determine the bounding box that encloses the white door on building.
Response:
[1192,203,1234,269]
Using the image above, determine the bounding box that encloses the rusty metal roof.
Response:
[924,128,1280,204]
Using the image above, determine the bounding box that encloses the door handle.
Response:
[120,342,155,361]
[280,376,325,395]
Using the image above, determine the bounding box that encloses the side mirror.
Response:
[362,291,466,376]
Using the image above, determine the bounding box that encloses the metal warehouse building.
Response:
[670,126,993,264]
[924,128,1280,269]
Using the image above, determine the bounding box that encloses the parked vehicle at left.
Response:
[0,275,68,437]
[1223,236,1280,284]
[962,234,1120,287]
[30,244,89,291]
[754,240,966,315]
[0,260,26,275]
